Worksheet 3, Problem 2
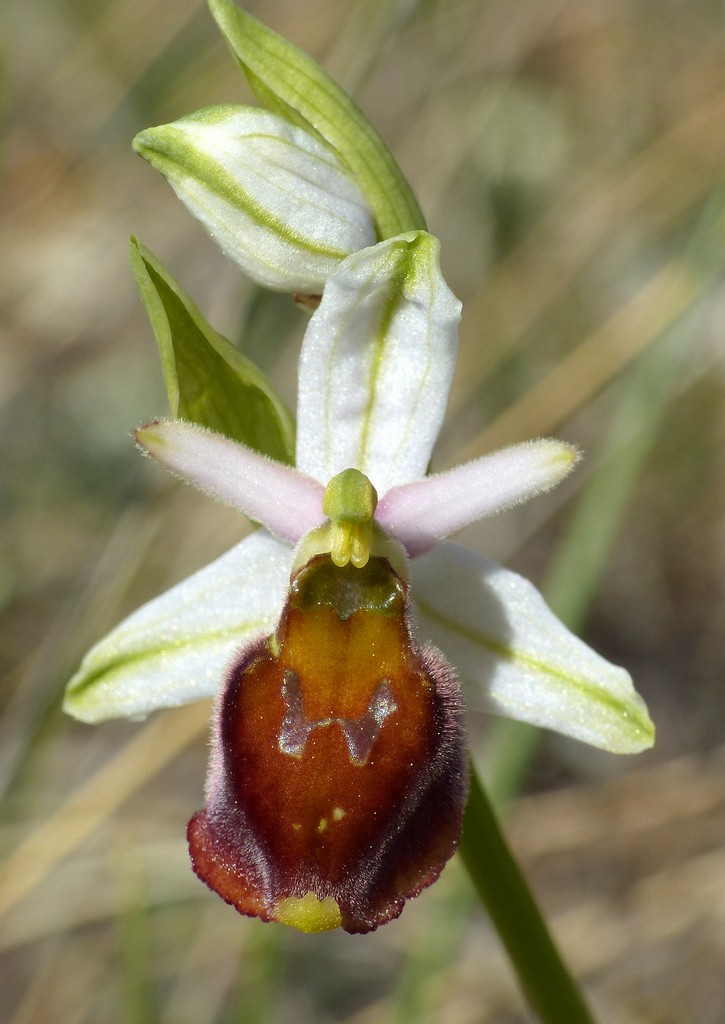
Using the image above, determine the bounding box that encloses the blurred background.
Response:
[1,0,724,1021]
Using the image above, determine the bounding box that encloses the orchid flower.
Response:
[65,232,653,934]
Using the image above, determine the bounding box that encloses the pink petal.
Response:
[136,419,325,543]
[377,440,579,555]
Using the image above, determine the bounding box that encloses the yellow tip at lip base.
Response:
[274,893,342,933]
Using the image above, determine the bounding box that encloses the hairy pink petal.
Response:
[136,419,325,543]
[376,440,579,555]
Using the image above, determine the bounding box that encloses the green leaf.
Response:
[207,0,426,240]
[129,238,295,463]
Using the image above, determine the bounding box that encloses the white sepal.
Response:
[296,232,461,494]
[64,533,292,723]
[377,440,579,555]
[136,419,325,543]
[133,106,376,292]
[412,542,654,754]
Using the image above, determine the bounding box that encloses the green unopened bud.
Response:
[208,0,426,239]
[133,106,376,293]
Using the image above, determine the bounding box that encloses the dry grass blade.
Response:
[0,702,208,919]
[453,81,725,396]
[464,256,707,456]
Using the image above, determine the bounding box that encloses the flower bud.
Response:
[133,106,377,292]
[208,0,426,238]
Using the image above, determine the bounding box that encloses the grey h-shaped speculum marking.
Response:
[278,670,397,766]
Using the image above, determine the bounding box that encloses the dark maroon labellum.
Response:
[188,553,468,933]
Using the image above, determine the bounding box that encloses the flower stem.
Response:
[459,765,597,1024]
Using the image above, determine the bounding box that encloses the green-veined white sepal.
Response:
[133,106,376,292]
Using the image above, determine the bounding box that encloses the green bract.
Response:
[208,0,425,239]
[133,107,376,293]
[130,239,294,462]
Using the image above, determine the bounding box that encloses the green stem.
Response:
[459,765,597,1024]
